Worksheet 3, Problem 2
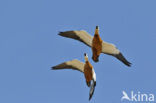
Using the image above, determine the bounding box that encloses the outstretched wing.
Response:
[115,52,131,67]
[102,41,131,67]
[58,30,93,47]
[52,59,85,73]
[89,81,96,100]
[58,30,131,67]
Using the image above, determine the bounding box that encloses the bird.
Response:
[92,26,103,62]
[52,53,96,100]
[58,26,131,67]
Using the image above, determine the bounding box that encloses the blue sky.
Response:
[0,0,156,103]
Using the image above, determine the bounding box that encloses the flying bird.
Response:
[58,26,131,67]
[52,53,96,100]
[92,26,103,62]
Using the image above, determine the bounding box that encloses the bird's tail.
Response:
[92,55,99,62]
[89,80,96,100]
[92,47,99,62]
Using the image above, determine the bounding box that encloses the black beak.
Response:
[84,53,86,56]
[96,26,99,29]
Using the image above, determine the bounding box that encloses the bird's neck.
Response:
[85,61,91,67]
[85,58,88,62]
[85,60,89,63]
[94,29,99,35]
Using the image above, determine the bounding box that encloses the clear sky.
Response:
[0,0,156,103]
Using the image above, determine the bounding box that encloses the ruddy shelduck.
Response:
[58,26,131,66]
[52,53,96,100]
[92,26,103,62]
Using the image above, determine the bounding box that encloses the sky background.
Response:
[0,0,156,103]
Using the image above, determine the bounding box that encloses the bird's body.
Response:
[58,26,131,66]
[84,61,93,86]
[92,26,103,62]
[52,53,96,100]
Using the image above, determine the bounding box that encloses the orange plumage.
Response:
[84,61,93,87]
[92,26,102,62]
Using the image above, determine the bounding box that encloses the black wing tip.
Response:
[89,93,93,101]
[123,60,132,67]
[116,52,132,67]
[127,62,132,67]
[89,96,92,101]
[58,32,64,36]
[89,81,96,101]
[94,81,96,87]
[122,57,132,67]
[58,31,74,37]
[51,66,56,70]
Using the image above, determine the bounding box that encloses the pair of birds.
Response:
[52,26,131,100]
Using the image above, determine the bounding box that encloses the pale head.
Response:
[95,26,99,35]
[84,53,88,61]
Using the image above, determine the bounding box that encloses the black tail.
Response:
[92,56,99,62]
[89,81,96,100]
[86,81,91,87]
[92,47,99,62]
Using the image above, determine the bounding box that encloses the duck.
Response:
[52,53,96,100]
[58,26,131,67]
[92,26,103,62]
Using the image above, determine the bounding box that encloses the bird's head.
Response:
[84,53,88,62]
[95,26,99,35]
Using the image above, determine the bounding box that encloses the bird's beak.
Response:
[96,26,99,29]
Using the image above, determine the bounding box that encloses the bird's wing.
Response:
[89,81,96,100]
[58,30,93,47]
[58,30,131,66]
[52,59,85,73]
[102,41,131,67]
